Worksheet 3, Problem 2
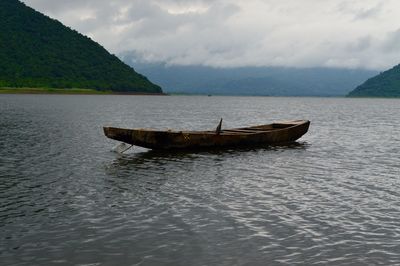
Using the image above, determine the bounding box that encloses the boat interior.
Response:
[217,123,293,134]
[131,121,301,135]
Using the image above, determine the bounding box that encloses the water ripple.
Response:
[1,95,400,265]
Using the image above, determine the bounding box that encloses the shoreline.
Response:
[0,87,167,96]
[2,88,398,98]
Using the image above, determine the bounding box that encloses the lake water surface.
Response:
[1,95,400,265]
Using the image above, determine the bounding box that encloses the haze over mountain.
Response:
[122,54,377,96]
[0,0,161,93]
[348,64,400,97]
[21,0,400,71]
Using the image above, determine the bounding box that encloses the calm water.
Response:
[1,95,400,265]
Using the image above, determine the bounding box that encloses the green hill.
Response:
[348,64,400,97]
[0,0,162,93]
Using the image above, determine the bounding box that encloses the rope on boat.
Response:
[120,144,134,153]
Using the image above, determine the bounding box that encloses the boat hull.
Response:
[103,120,310,150]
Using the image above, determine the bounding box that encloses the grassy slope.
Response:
[348,64,400,97]
[0,0,162,93]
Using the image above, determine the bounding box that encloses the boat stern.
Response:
[103,127,135,145]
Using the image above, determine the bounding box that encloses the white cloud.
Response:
[22,0,400,70]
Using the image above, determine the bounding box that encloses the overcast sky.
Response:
[22,0,400,70]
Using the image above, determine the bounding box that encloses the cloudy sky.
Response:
[22,0,400,70]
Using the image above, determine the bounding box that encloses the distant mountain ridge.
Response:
[0,0,161,93]
[348,64,400,97]
[121,55,377,96]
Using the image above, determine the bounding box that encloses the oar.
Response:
[215,118,223,134]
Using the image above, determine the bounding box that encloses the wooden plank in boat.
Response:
[222,129,266,133]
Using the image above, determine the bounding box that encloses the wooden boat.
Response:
[104,120,310,150]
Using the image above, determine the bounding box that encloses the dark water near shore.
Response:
[1,94,400,265]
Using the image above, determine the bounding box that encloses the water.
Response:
[1,94,400,265]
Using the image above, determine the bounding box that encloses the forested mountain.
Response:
[121,55,377,96]
[348,64,400,97]
[0,0,161,93]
